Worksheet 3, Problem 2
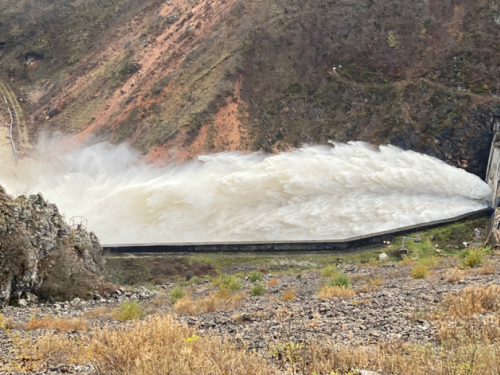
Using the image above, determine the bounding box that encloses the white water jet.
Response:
[0,136,491,244]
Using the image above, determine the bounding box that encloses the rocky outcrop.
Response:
[0,185,106,306]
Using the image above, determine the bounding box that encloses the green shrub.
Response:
[326,272,351,288]
[112,300,143,321]
[411,264,429,279]
[321,265,338,277]
[227,279,243,291]
[249,271,263,282]
[460,247,489,268]
[221,276,243,291]
[251,283,265,296]
[170,286,186,300]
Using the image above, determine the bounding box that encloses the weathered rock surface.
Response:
[0,185,106,306]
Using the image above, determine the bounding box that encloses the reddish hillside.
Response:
[1,0,500,176]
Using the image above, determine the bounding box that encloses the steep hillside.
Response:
[1,0,500,176]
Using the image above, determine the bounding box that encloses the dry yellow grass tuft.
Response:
[272,337,500,375]
[25,334,90,366]
[281,289,296,301]
[174,292,246,316]
[24,317,88,332]
[369,277,384,287]
[230,292,247,303]
[90,315,273,374]
[477,263,497,275]
[266,278,278,287]
[82,306,112,320]
[438,313,500,343]
[21,315,274,375]
[317,286,355,299]
[0,313,14,330]
[14,310,500,375]
[354,277,384,294]
[446,268,467,283]
[215,286,231,299]
[445,284,500,318]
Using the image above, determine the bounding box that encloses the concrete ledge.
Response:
[103,208,490,254]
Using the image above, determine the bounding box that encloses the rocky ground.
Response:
[1,253,499,374]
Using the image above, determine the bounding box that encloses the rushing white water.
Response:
[0,136,491,244]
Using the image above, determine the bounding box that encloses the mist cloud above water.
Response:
[0,139,491,244]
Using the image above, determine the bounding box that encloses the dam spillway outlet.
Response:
[0,139,491,244]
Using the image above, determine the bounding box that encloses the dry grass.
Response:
[438,313,500,343]
[150,292,170,307]
[445,284,500,318]
[0,313,14,330]
[400,257,416,267]
[270,338,500,375]
[22,315,274,375]
[23,333,90,367]
[355,284,379,294]
[369,277,383,287]
[174,292,246,316]
[281,289,296,301]
[230,291,247,303]
[349,273,369,284]
[317,286,355,299]
[23,317,87,332]
[82,306,112,320]
[14,304,500,375]
[266,278,278,287]
[477,263,497,275]
[446,268,467,283]
[354,277,384,294]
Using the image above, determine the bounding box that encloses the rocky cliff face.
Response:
[1,0,500,176]
[0,185,106,306]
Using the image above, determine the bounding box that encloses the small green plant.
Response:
[326,272,351,288]
[170,286,186,300]
[321,265,338,277]
[221,276,243,291]
[249,271,263,282]
[188,276,199,285]
[251,283,265,296]
[411,264,429,279]
[387,31,399,48]
[112,300,143,321]
[460,247,489,268]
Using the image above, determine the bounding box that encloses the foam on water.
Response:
[0,137,491,244]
